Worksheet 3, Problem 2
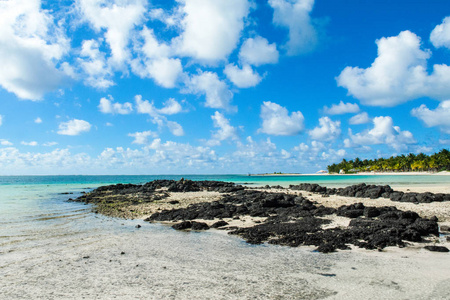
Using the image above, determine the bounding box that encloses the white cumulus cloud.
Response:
[34,117,43,124]
[308,117,341,141]
[347,116,416,151]
[349,112,370,125]
[258,101,304,135]
[76,0,147,67]
[21,141,38,146]
[323,101,359,115]
[58,119,91,136]
[224,64,262,88]
[337,30,450,106]
[207,111,239,146]
[186,71,235,111]
[128,130,157,144]
[0,0,71,100]
[239,36,279,66]
[167,121,185,136]
[145,58,183,88]
[98,96,133,114]
[173,0,250,63]
[411,100,450,134]
[0,139,13,146]
[430,16,450,49]
[269,0,318,55]
[78,39,114,89]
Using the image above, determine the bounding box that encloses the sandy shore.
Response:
[2,182,449,299]
[1,214,449,299]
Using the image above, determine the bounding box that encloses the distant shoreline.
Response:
[250,171,450,176]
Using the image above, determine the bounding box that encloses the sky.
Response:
[0,0,450,175]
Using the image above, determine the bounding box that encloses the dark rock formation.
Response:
[172,221,210,231]
[424,246,449,252]
[146,189,439,253]
[69,179,444,253]
[289,183,450,203]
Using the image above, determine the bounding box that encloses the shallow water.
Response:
[1,175,449,299]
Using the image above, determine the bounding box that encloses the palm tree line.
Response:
[327,149,450,174]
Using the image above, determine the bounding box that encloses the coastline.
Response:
[2,176,450,299]
[251,171,450,176]
[73,179,450,252]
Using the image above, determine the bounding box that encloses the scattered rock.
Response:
[172,221,210,231]
[289,182,450,203]
[424,246,449,252]
[440,225,450,232]
[135,224,141,228]
[211,220,229,228]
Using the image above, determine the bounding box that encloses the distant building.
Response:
[339,169,345,174]
[316,170,328,174]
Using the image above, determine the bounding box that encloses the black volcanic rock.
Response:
[424,246,449,252]
[289,183,449,204]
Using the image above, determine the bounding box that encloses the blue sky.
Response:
[0,0,450,175]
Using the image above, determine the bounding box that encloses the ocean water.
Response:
[1,175,449,298]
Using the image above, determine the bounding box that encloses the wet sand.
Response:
[2,183,450,299]
[1,215,450,300]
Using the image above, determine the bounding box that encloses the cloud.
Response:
[308,117,341,141]
[0,139,13,146]
[337,30,450,106]
[135,95,185,136]
[135,95,183,116]
[0,0,71,100]
[173,0,250,63]
[98,95,133,114]
[430,16,450,49]
[58,119,92,136]
[347,116,416,151]
[145,139,217,167]
[268,0,318,55]
[207,111,239,146]
[128,130,157,144]
[234,136,277,159]
[130,27,183,88]
[239,36,279,66]
[167,121,185,136]
[411,100,450,133]
[76,0,147,67]
[43,142,58,147]
[349,112,370,125]
[258,101,304,135]
[0,115,2,126]
[78,39,114,89]
[158,98,183,115]
[224,64,262,88]
[145,58,183,88]
[323,101,359,115]
[34,117,43,124]
[21,141,38,146]
[185,71,235,111]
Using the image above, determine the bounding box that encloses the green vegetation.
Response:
[327,149,450,174]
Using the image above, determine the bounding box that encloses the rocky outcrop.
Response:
[289,183,450,203]
[146,189,440,253]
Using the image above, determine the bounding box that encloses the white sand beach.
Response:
[2,183,450,299]
[1,214,450,300]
